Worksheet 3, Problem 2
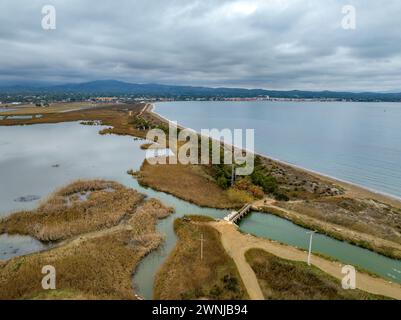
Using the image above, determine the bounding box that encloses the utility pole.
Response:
[231,165,236,186]
[307,231,317,266]
[199,233,205,261]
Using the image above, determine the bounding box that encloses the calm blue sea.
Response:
[155,101,401,199]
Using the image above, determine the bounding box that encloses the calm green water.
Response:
[0,122,400,300]
[240,212,401,284]
[125,178,227,300]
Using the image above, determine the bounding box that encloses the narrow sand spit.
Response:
[210,221,401,300]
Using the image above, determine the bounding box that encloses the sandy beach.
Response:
[148,102,401,210]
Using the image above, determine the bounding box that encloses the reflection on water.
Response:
[0,234,49,260]
[0,122,147,216]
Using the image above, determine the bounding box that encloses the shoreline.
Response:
[1,102,401,298]
[0,180,174,300]
[211,221,401,300]
[150,102,401,208]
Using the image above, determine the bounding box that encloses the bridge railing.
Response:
[224,204,252,223]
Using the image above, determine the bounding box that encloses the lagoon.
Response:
[0,121,400,299]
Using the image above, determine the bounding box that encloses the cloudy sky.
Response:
[1,0,401,91]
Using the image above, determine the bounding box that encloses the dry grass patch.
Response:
[140,143,153,150]
[0,180,145,242]
[0,102,102,116]
[0,103,148,139]
[154,216,249,300]
[245,249,388,300]
[258,203,401,260]
[277,197,401,246]
[137,159,245,209]
[0,198,173,300]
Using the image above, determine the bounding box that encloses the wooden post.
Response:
[307,231,317,266]
[199,234,205,261]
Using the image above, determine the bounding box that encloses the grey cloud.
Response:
[0,0,401,91]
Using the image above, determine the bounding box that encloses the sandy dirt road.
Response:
[251,198,401,259]
[210,221,401,300]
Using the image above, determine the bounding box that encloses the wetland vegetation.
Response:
[154,216,248,300]
[0,180,174,300]
[1,101,401,300]
[245,249,387,300]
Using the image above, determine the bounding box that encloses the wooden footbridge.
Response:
[224,203,253,224]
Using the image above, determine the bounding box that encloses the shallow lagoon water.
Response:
[0,108,15,113]
[6,115,34,120]
[0,121,400,299]
[0,122,147,215]
[0,234,49,260]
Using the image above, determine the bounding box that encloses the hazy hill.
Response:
[1,80,400,101]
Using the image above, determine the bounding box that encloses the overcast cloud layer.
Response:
[1,0,401,91]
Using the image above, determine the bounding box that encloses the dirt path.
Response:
[210,221,401,300]
[57,224,131,249]
[213,223,264,300]
[251,197,401,259]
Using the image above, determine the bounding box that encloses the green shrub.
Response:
[274,192,290,202]
[227,189,254,204]
[251,170,278,194]
[217,176,229,189]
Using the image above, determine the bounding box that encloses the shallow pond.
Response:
[0,108,15,113]
[0,122,147,215]
[5,115,34,120]
[0,234,49,260]
[0,121,400,299]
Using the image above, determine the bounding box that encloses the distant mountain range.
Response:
[1,80,401,101]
